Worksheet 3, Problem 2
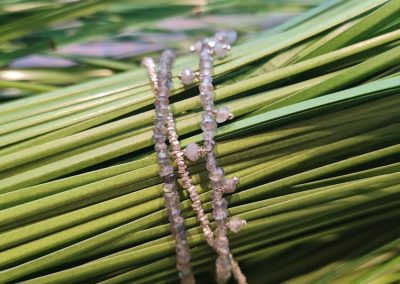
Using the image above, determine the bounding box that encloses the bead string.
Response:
[143,52,194,284]
[195,32,246,284]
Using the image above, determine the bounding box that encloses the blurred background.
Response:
[0,0,320,100]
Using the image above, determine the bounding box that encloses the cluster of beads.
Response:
[143,29,246,284]
[143,52,194,284]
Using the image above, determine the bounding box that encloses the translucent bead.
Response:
[190,40,202,53]
[202,130,214,141]
[226,30,237,44]
[164,173,175,184]
[201,67,212,77]
[199,93,211,105]
[201,114,217,132]
[152,133,165,143]
[163,183,174,193]
[204,100,214,110]
[177,229,187,241]
[215,30,228,42]
[227,216,246,233]
[201,75,213,84]
[215,198,228,209]
[180,67,194,85]
[215,42,227,59]
[154,142,167,151]
[169,208,181,217]
[172,215,184,226]
[185,142,200,161]
[222,177,239,193]
[215,106,230,123]
[199,83,213,93]
[153,116,163,127]
[209,167,224,182]
[204,140,215,152]
[213,207,227,220]
[202,60,213,70]
[206,157,217,172]
[200,50,211,61]
[159,165,173,177]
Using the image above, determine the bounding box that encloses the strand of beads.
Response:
[143,53,195,284]
[182,31,247,284]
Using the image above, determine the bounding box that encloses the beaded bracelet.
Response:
[143,30,246,284]
[143,52,194,284]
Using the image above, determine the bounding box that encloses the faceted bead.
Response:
[206,157,217,172]
[202,130,214,141]
[209,167,224,182]
[180,67,194,85]
[154,142,167,151]
[163,183,174,193]
[215,106,230,123]
[158,149,168,158]
[199,83,213,93]
[159,165,173,177]
[201,75,213,84]
[222,177,239,193]
[185,142,200,161]
[164,173,175,184]
[201,121,217,132]
[169,208,181,217]
[199,93,210,105]
[204,101,214,112]
[213,207,228,220]
[172,215,184,226]
[215,42,227,59]
[201,113,217,132]
[202,67,212,77]
[152,133,165,143]
[204,140,215,152]
[227,216,246,233]
[158,157,169,168]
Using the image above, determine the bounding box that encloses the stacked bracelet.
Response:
[143,30,246,284]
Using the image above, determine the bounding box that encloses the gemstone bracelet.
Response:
[143,31,246,284]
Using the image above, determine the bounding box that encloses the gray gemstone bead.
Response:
[185,142,200,161]
[215,106,230,123]
[215,42,227,59]
[227,216,246,233]
[223,177,239,193]
[180,67,194,85]
[159,164,173,177]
